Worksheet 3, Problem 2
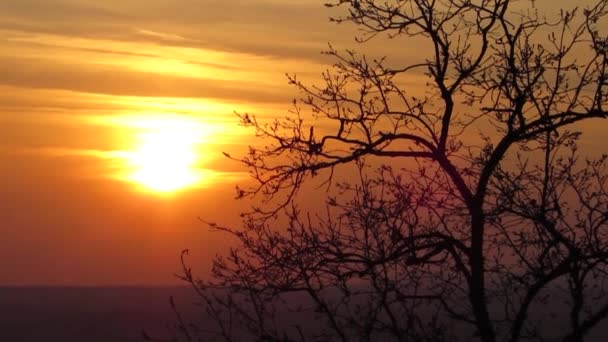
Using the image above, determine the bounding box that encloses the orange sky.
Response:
[0,0,351,285]
[1,0,607,285]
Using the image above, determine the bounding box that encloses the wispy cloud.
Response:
[134,28,187,42]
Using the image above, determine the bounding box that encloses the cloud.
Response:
[0,0,126,22]
[0,0,344,62]
[134,29,187,42]
[0,56,293,103]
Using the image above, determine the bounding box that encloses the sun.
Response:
[123,116,205,192]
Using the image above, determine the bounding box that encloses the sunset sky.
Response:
[1,0,607,286]
[0,0,354,285]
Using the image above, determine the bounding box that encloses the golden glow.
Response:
[122,115,206,192]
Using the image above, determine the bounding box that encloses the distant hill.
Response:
[1,286,607,341]
[0,286,197,342]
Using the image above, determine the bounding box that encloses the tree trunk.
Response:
[470,210,495,342]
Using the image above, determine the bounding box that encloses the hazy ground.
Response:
[1,286,607,341]
[0,286,199,341]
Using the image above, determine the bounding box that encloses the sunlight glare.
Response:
[124,116,205,192]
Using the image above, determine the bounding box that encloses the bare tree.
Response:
[175,0,608,341]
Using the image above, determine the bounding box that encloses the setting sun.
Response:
[122,116,205,192]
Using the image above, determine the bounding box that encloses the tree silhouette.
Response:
[176,1,608,341]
